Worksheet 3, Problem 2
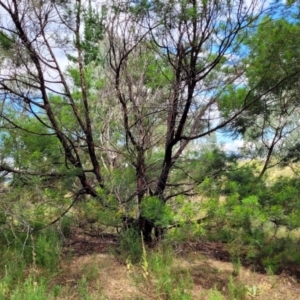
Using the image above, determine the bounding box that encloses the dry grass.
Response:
[55,253,142,300]
[51,246,300,300]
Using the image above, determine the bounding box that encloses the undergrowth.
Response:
[1,167,300,299]
[0,226,62,299]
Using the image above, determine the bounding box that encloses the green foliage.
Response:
[140,197,174,227]
[77,276,92,300]
[228,276,247,300]
[169,222,205,243]
[9,278,48,300]
[167,197,205,242]
[82,6,104,65]
[197,148,230,178]
[222,165,265,199]
[231,257,241,277]
[143,51,174,89]
[0,226,62,299]
[203,170,300,275]
[1,124,63,175]
[79,197,120,228]
[245,17,300,94]
[219,17,300,147]
[208,289,224,300]
[0,230,32,267]
[34,229,62,271]
[128,0,152,16]
[147,246,193,300]
[0,30,13,51]
[0,274,59,300]
[0,255,26,296]
[60,216,72,237]
[117,228,143,264]
[263,177,300,209]
[218,86,254,121]
[103,168,137,212]
[0,209,6,225]
[0,225,61,267]
[81,258,100,282]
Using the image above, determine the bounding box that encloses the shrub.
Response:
[10,277,48,300]
[34,229,62,271]
[148,245,193,300]
[117,227,143,264]
[60,216,72,237]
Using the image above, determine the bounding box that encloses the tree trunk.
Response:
[138,216,153,243]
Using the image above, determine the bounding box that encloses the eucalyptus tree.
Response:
[0,0,297,241]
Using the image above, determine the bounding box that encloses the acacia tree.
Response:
[0,0,298,241]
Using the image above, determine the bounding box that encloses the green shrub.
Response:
[140,196,174,228]
[0,209,6,225]
[222,165,266,200]
[0,259,26,299]
[228,276,247,300]
[77,276,92,300]
[34,229,61,271]
[60,216,72,237]
[208,289,224,300]
[117,228,143,264]
[148,246,193,300]
[10,277,48,300]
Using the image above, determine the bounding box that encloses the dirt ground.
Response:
[53,231,300,300]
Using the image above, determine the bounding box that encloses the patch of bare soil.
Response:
[62,230,118,256]
[54,230,300,300]
[56,253,142,300]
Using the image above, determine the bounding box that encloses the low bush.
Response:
[117,227,143,264]
[146,245,193,300]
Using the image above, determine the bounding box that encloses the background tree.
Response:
[222,17,300,176]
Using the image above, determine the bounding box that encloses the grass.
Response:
[56,247,300,299]
[1,232,300,300]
